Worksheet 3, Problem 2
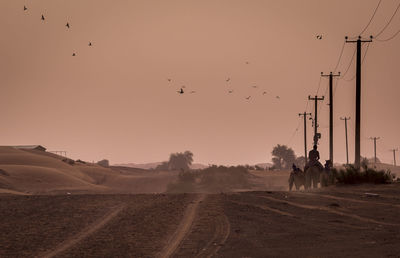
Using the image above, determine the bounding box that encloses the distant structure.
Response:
[49,151,67,157]
[10,145,47,151]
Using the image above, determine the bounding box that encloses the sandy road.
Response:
[156,194,206,258]
[39,204,125,258]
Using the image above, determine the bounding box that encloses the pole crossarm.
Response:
[345,35,373,43]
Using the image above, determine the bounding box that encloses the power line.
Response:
[333,40,346,73]
[359,0,383,36]
[343,42,371,82]
[315,76,322,95]
[375,27,400,41]
[340,47,356,79]
[374,1,400,38]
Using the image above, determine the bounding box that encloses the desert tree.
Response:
[271,144,296,169]
[168,151,194,171]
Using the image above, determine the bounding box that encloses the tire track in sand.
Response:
[157,194,206,258]
[195,210,230,258]
[257,195,400,227]
[297,192,400,208]
[39,204,125,258]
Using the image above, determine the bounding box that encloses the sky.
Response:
[1,0,400,165]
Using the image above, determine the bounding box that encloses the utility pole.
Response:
[308,95,324,145]
[299,112,312,164]
[390,148,398,166]
[345,35,373,169]
[340,117,351,165]
[321,71,340,164]
[369,137,380,164]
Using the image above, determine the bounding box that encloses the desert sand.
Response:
[1,147,400,257]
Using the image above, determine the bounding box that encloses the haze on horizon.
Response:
[1,0,400,166]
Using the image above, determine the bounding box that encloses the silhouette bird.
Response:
[177,88,184,94]
[41,15,45,21]
[72,53,76,56]
[316,35,322,40]
[66,23,70,28]
[245,96,251,100]
[88,42,92,46]
[226,78,230,82]
[24,6,27,11]
[262,91,267,95]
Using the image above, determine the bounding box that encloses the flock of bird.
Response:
[170,34,323,100]
[168,73,281,101]
[21,4,324,103]
[23,5,93,56]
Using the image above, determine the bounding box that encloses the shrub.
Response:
[334,165,392,184]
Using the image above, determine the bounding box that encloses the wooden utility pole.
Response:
[321,72,340,164]
[299,112,312,164]
[308,95,324,145]
[345,35,373,169]
[369,137,380,164]
[340,117,351,165]
[390,148,398,166]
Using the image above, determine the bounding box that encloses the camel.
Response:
[305,166,321,189]
[289,170,305,191]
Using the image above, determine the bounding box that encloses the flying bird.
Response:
[66,23,70,28]
[88,42,92,46]
[167,78,172,82]
[316,35,322,40]
[72,53,76,56]
[228,90,233,93]
[226,78,230,82]
[24,6,27,11]
[262,91,267,95]
[276,95,280,99]
[245,96,251,100]
[177,88,184,94]
[41,15,45,21]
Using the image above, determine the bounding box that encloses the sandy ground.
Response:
[1,183,399,257]
[1,147,400,257]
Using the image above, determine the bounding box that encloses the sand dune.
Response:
[0,147,177,194]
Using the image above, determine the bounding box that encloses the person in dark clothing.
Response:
[305,145,324,171]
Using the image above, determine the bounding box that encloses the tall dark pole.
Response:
[369,137,380,164]
[299,112,312,164]
[322,72,340,164]
[346,36,373,169]
[308,95,324,145]
[390,148,398,166]
[340,117,350,165]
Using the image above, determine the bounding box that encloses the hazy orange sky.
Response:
[1,0,400,165]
